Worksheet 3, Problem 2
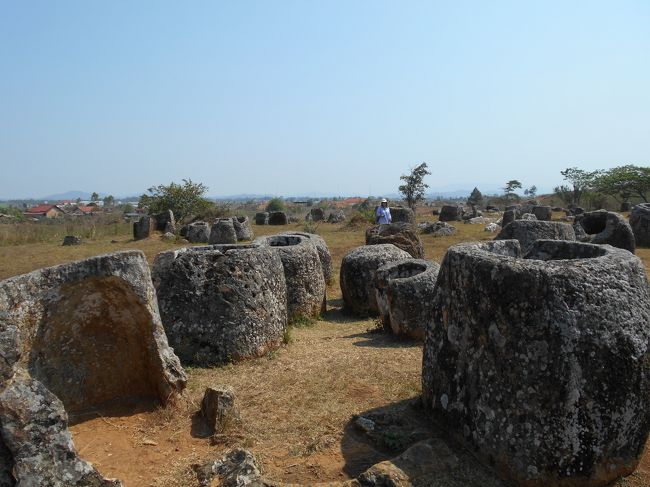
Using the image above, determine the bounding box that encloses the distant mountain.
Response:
[42,190,94,201]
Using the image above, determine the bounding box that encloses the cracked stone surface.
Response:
[423,239,650,487]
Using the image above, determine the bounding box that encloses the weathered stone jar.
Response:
[209,218,238,244]
[340,244,411,316]
[375,258,440,339]
[278,231,333,285]
[153,244,288,365]
[574,209,635,253]
[365,222,424,258]
[630,203,650,247]
[0,251,186,486]
[422,239,650,487]
[495,219,575,252]
[254,235,325,321]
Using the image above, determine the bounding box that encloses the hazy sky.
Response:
[1,0,649,198]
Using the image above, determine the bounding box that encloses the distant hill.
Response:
[42,190,94,201]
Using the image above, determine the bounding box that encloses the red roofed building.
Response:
[24,205,65,219]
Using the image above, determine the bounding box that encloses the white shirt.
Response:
[376,205,392,224]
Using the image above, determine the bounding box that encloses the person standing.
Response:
[375,198,392,224]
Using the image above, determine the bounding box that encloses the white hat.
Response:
[381,198,388,203]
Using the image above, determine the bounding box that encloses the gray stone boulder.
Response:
[307,208,325,222]
[232,216,253,241]
[630,203,650,247]
[327,210,346,223]
[532,205,552,221]
[340,244,410,316]
[268,211,288,225]
[254,235,326,321]
[133,215,153,240]
[574,210,636,253]
[501,209,515,227]
[439,205,463,222]
[495,219,576,253]
[365,223,424,259]
[420,221,456,237]
[62,235,81,246]
[0,251,187,486]
[153,245,287,365]
[422,239,650,487]
[390,207,415,224]
[162,232,176,242]
[520,212,537,220]
[209,219,238,245]
[201,385,236,435]
[277,232,333,285]
[154,210,175,232]
[186,221,211,243]
[0,372,122,486]
[255,212,269,225]
[375,259,440,340]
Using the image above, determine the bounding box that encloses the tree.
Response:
[266,197,286,212]
[139,179,212,222]
[91,192,99,202]
[503,180,522,200]
[594,164,650,203]
[398,162,431,210]
[102,195,115,207]
[524,185,537,198]
[467,187,483,212]
[557,167,598,207]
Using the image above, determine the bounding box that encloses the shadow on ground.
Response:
[341,398,506,486]
[346,330,422,349]
[321,299,370,324]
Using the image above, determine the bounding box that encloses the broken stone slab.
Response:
[574,209,636,253]
[153,244,287,365]
[0,371,122,487]
[201,385,236,435]
[340,244,411,317]
[0,250,186,413]
[209,218,238,245]
[494,219,576,253]
[423,239,650,487]
[276,232,333,285]
[133,215,153,240]
[375,259,440,340]
[365,223,424,259]
[630,203,650,247]
[254,235,326,321]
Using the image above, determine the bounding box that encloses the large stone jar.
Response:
[495,219,576,253]
[630,203,650,247]
[254,235,326,321]
[422,239,650,487]
[153,244,287,365]
[340,244,410,316]
[278,232,333,285]
[375,258,440,340]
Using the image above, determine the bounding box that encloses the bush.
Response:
[266,198,286,212]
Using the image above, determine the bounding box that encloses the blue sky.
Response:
[1,0,649,198]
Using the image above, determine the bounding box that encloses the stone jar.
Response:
[254,234,326,321]
[153,244,287,365]
[422,239,650,487]
[340,244,411,316]
[375,258,440,340]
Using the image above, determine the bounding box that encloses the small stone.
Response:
[62,235,82,246]
[201,385,236,434]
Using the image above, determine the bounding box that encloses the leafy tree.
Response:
[556,167,598,207]
[102,195,115,207]
[398,162,431,210]
[266,197,286,212]
[91,192,99,202]
[139,179,212,222]
[467,187,483,211]
[594,164,650,203]
[553,185,574,206]
[503,180,522,200]
[524,185,537,198]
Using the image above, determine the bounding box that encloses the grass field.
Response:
[1,215,649,486]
